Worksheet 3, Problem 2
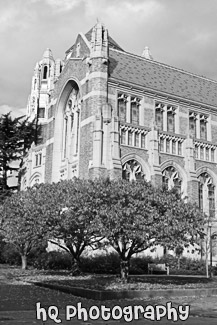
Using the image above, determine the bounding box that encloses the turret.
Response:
[90,21,108,60]
[27,48,61,121]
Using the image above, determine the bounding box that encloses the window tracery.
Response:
[198,173,215,217]
[122,159,145,181]
[62,87,80,159]
[162,166,182,193]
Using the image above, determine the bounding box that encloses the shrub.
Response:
[80,252,120,274]
[130,256,154,274]
[153,254,207,275]
[32,251,72,270]
[1,243,20,265]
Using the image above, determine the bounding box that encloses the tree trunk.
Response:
[163,246,168,256]
[205,242,209,278]
[21,255,27,270]
[70,257,82,276]
[177,257,180,270]
[120,260,129,283]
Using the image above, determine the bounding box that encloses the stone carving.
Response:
[122,159,144,181]
[162,166,182,191]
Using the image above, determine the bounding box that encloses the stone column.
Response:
[184,136,199,203]
[92,112,103,167]
[147,127,162,187]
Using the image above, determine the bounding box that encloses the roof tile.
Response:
[109,49,217,107]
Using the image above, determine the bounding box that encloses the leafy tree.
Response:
[98,179,159,281]
[199,214,217,278]
[98,180,205,282]
[0,112,38,200]
[151,188,205,250]
[43,179,104,274]
[1,187,48,269]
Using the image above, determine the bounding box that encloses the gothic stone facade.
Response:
[23,23,217,240]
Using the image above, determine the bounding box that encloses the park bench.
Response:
[148,263,169,275]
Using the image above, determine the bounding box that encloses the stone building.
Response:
[22,22,217,254]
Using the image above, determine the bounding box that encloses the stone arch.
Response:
[196,166,217,184]
[52,78,82,182]
[196,166,217,216]
[30,172,42,187]
[121,153,151,181]
[160,160,188,196]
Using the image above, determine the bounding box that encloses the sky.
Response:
[1,0,217,117]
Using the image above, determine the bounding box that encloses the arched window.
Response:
[198,173,215,216]
[43,65,48,79]
[118,93,127,123]
[122,159,144,181]
[30,174,41,187]
[162,166,182,193]
[62,87,79,159]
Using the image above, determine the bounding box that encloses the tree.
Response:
[98,180,205,282]
[98,179,160,282]
[151,188,205,250]
[174,245,184,270]
[1,187,47,269]
[199,214,217,278]
[0,112,38,200]
[44,179,104,274]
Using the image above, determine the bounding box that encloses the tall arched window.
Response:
[118,93,127,123]
[62,87,80,159]
[43,65,48,79]
[162,166,182,193]
[198,173,215,216]
[122,159,144,181]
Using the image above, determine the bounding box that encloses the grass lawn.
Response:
[1,264,217,291]
[1,264,217,317]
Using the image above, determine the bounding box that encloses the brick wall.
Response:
[44,143,53,183]
[195,160,217,174]
[160,153,185,167]
[179,106,188,114]
[187,179,199,203]
[52,60,87,101]
[79,122,94,179]
[211,124,217,142]
[120,145,149,162]
[46,119,55,141]
[179,116,188,135]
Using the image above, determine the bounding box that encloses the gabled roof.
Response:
[65,27,124,55]
[85,28,124,52]
[109,49,217,108]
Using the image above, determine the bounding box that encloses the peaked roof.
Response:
[85,27,124,52]
[109,49,217,108]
